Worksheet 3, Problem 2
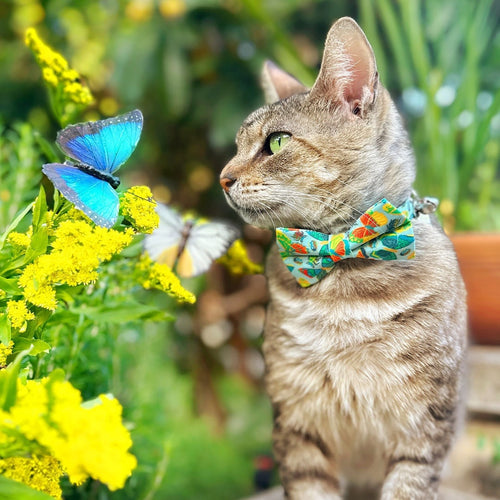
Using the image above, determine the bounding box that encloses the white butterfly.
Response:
[144,203,240,278]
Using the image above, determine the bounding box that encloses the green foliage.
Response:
[0,123,42,234]
[0,476,54,500]
[359,0,500,231]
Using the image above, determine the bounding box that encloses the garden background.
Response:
[1,0,499,499]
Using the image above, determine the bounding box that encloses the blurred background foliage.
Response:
[1,0,500,498]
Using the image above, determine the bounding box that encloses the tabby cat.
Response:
[220,17,467,500]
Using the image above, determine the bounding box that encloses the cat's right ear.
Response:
[310,17,378,117]
[261,60,307,104]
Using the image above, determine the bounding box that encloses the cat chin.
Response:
[236,207,275,229]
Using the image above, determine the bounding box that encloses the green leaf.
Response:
[0,348,31,411]
[33,130,60,163]
[23,229,48,265]
[0,277,21,295]
[0,475,54,500]
[32,186,47,231]
[0,314,11,345]
[23,308,52,339]
[0,203,34,252]
[71,302,172,323]
[12,338,51,356]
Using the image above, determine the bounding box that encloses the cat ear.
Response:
[261,60,307,104]
[310,17,378,116]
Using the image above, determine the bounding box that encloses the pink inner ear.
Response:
[310,18,378,110]
[265,61,306,101]
[341,32,376,103]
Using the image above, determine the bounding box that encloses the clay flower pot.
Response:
[451,233,500,345]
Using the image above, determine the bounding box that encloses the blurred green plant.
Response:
[477,434,500,465]
[359,0,500,231]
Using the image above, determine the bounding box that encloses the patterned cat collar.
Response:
[276,198,425,288]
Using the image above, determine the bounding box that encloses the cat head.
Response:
[220,17,415,233]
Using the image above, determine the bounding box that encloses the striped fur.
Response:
[220,17,467,499]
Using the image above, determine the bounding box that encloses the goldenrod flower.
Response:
[0,456,63,499]
[120,186,159,234]
[7,231,31,249]
[19,220,134,310]
[25,27,93,123]
[6,300,35,333]
[2,378,136,491]
[137,254,196,304]
[18,261,58,310]
[0,341,14,367]
[217,239,263,275]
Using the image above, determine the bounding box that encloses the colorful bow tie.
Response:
[276,198,416,287]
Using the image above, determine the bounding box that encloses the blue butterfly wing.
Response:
[56,109,143,174]
[43,163,119,228]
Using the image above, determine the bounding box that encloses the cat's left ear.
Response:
[310,17,378,117]
[261,60,307,104]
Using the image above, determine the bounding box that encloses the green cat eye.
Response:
[267,132,291,154]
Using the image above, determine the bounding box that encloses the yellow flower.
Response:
[125,0,154,21]
[18,260,58,310]
[217,239,263,275]
[6,300,35,333]
[6,231,31,249]
[0,456,63,499]
[137,254,196,304]
[25,27,93,113]
[120,186,159,234]
[4,378,137,491]
[19,220,134,310]
[0,341,14,366]
[42,67,58,87]
[159,0,187,19]
[49,393,136,489]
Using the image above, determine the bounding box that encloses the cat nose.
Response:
[220,175,236,192]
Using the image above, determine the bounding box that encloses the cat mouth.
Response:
[227,197,285,227]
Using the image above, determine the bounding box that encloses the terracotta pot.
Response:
[451,233,500,345]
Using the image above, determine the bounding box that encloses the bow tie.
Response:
[276,198,416,287]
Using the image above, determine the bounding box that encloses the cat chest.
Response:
[264,305,425,437]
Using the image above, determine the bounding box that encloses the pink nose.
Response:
[220,176,236,192]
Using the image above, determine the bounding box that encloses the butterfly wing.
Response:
[177,221,240,277]
[143,204,185,268]
[56,109,143,174]
[43,163,119,228]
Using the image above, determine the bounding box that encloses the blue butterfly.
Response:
[42,109,143,228]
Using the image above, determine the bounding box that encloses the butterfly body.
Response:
[43,110,143,228]
[70,162,121,189]
[144,204,239,277]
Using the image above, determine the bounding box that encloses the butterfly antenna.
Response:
[123,191,156,205]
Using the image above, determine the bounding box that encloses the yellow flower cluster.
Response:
[6,231,31,249]
[6,300,34,333]
[217,239,264,275]
[137,254,196,304]
[24,27,93,107]
[159,0,187,18]
[0,456,63,499]
[0,341,14,367]
[0,378,136,491]
[19,220,134,310]
[120,186,159,234]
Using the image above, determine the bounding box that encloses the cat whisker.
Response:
[267,189,352,229]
